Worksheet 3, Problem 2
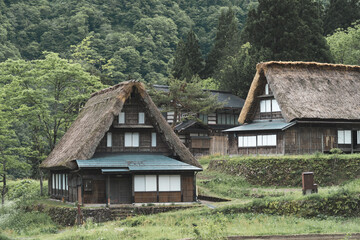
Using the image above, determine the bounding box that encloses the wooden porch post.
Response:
[106,175,110,207]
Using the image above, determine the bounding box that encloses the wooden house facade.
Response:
[154,85,245,155]
[41,81,202,205]
[226,61,360,155]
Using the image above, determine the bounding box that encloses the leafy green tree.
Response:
[242,0,332,62]
[0,53,104,179]
[172,30,204,81]
[150,76,223,127]
[326,22,360,65]
[323,0,360,35]
[203,7,240,78]
[0,102,30,205]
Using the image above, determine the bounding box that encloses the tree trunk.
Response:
[40,168,43,196]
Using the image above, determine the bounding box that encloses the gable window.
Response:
[138,112,145,124]
[260,99,280,113]
[134,175,157,192]
[159,175,181,191]
[118,112,125,124]
[151,132,157,147]
[125,132,139,147]
[338,130,351,144]
[265,84,269,95]
[107,132,112,147]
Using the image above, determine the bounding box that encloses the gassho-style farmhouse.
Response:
[41,81,202,205]
[226,61,360,155]
[41,61,360,204]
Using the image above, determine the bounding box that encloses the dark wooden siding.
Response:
[228,123,360,155]
[134,192,157,203]
[159,192,181,202]
[181,174,194,202]
[110,176,132,204]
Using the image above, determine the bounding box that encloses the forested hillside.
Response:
[0,0,360,181]
[0,0,259,85]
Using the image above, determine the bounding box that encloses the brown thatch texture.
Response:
[41,80,201,169]
[239,61,360,124]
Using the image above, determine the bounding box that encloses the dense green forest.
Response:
[0,0,360,184]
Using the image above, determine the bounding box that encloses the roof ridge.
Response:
[90,80,139,98]
[258,61,360,71]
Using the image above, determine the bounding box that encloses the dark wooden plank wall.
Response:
[181,174,194,202]
[82,173,106,204]
[134,192,157,203]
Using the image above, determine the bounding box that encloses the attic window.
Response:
[260,99,280,113]
[107,132,112,147]
[125,132,139,147]
[151,132,157,147]
[118,112,125,124]
[138,112,145,124]
[265,83,273,95]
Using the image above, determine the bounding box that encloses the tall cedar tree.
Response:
[203,7,240,78]
[323,0,360,35]
[150,77,223,127]
[242,0,333,62]
[172,30,204,81]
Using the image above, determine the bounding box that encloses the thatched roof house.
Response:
[42,81,201,205]
[226,61,360,155]
[41,80,200,170]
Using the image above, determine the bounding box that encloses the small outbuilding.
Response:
[226,61,360,155]
[41,81,202,205]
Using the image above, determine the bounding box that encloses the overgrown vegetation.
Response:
[0,179,59,236]
[208,153,360,186]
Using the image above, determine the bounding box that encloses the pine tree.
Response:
[242,0,332,62]
[172,30,204,81]
[203,7,240,78]
[149,77,223,127]
[323,0,360,35]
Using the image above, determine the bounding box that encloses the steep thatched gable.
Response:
[239,61,360,124]
[41,81,201,170]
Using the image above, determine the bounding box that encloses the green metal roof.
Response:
[76,154,202,172]
[224,121,296,132]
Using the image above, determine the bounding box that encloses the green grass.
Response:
[3,208,360,240]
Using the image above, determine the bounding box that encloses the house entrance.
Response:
[110,175,132,204]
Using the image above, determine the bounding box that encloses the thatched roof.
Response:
[239,61,360,124]
[41,80,201,170]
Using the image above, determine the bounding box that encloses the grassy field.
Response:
[1,157,360,240]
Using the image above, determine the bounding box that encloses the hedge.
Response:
[216,189,360,218]
[208,154,360,186]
